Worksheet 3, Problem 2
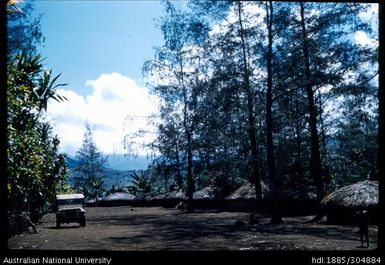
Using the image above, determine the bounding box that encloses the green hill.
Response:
[65,157,136,189]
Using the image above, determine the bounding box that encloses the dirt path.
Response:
[8,206,378,251]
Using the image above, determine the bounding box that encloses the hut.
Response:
[99,192,136,206]
[192,186,217,209]
[149,190,186,208]
[85,198,98,207]
[224,181,270,212]
[193,186,215,200]
[226,181,270,200]
[321,180,378,224]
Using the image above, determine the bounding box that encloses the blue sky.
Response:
[32,0,169,157]
[34,0,165,95]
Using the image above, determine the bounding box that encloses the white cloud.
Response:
[355,31,377,48]
[46,72,159,157]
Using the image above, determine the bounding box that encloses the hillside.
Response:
[65,157,136,189]
[105,154,153,171]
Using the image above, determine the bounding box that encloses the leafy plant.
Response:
[127,171,153,196]
[7,51,68,223]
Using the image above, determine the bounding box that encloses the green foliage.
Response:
[127,171,153,196]
[145,1,378,199]
[7,1,44,56]
[7,51,68,223]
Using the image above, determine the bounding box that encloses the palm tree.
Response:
[128,171,152,195]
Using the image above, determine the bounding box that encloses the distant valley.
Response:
[65,155,153,189]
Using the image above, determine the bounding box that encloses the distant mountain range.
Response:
[65,155,151,189]
[105,154,153,171]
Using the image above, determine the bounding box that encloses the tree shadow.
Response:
[47,225,83,229]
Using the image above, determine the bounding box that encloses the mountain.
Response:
[105,154,153,171]
[65,156,136,189]
[66,156,82,168]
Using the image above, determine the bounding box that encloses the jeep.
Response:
[55,194,86,228]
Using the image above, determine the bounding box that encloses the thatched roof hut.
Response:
[225,181,270,200]
[99,192,137,206]
[103,192,136,201]
[321,180,378,208]
[321,180,378,224]
[222,181,269,212]
[193,186,215,200]
[152,190,186,200]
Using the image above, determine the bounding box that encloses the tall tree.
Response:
[144,0,209,211]
[74,123,106,201]
[236,1,263,201]
[145,1,378,217]
[298,2,324,202]
[265,0,282,224]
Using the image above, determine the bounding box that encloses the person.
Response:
[357,209,369,248]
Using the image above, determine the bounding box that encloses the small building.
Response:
[321,180,378,224]
[99,192,136,206]
[149,190,186,208]
[224,181,270,212]
[192,186,217,209]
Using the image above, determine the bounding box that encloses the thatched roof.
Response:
[225,181,270,200]
[133,193,152,201]
[152,190,186,200]
[193,186,215,200]
[280,185,317,201]
[321,180,378,208]
[103,192,136,201]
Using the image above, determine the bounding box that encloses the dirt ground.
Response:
[8,206,378,251]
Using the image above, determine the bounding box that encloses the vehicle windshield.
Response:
[57,198,84,206]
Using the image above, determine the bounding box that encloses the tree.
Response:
[298,2,324,203]
[294,3,376,201]
[189,0,265,200]
[7,51,68,223]
[7,0,44,56]
[143,0,209,211]
[145,1,378,218]
[74,123,106,201]
[127,171,153,196]
[235,1,263,201]
[264,0,283,224]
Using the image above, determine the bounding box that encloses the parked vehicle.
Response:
[55,194,86,228]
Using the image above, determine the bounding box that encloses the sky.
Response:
[32,1,378,160]
[33,0,167,157]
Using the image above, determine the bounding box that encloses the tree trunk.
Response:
[291,98,304,185]
[179,56,194,212]
[317,91,327,163]
[237,1,263,201]
[175,145,183,190]
[186,130,194,212]
[299,2,324,202]
[265,0,283,224]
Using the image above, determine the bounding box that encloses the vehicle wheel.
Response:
[56,219,60,229]
[80,218,86,227]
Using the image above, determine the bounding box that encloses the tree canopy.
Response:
[142,1,378,215]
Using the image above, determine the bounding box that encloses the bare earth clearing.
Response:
[8,206,378,251]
